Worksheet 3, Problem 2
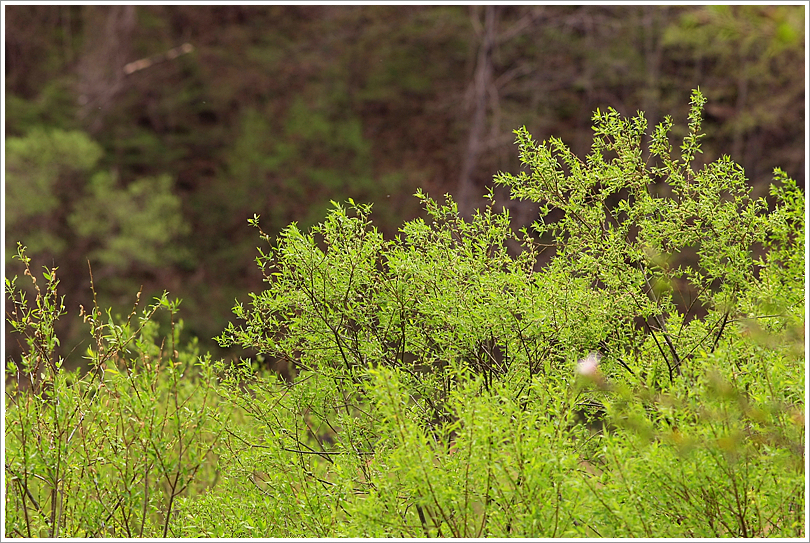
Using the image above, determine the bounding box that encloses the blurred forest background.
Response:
[4,4,805,368]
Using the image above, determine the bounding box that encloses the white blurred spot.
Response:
[577,351,601,377]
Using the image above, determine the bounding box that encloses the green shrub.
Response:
[4,245,223,537]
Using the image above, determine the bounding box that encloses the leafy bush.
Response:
[4,245,222,537]
[6,90,804,537]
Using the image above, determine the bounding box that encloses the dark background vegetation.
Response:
[4,4,805,369]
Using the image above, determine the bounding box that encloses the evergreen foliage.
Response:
[5,129,188,271]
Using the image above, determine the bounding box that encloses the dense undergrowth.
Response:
[5,90,805,537]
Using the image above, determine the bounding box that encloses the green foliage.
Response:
[5,129,102,256]
[5,245,222,538]
[241,96,376,231]
[748,170,805,321]
[661,5,805,185]
[4,77,80,137]
[494,89,771,385]
[219,192,604,392]
[5,129,101,215]
[68,172,189,268]
[4,127,189,273]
